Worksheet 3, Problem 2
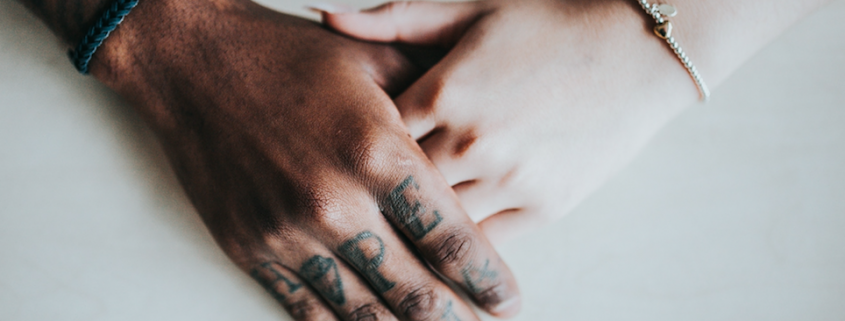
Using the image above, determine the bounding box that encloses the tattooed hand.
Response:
[16,0,520,319]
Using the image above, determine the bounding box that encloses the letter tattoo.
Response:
[338,231,395,293]
[461,260,498,294]
[300,255,345,305]
[441,300,461,321]
[251,261,303,302]
[384,175,443,240]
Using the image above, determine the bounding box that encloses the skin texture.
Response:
[13,0,521,320]
[321,0,833,244]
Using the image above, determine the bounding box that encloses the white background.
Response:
[1,0,843,320]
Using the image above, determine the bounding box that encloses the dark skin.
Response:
[13,0,521,320]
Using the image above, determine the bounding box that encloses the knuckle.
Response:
[348,302,390,321]
[496,165,523,189]
[301,192,347,228]
[346,136,393,177]
[332,121,397,178]
[433,232,474,269]
[285,296,329,321]
[450,129,479,159]
[307,208,346,229]
[400,76,451,119]
[398,286,440,321]
[416,77,449,116]
[300,187,337,212]
[473,282,511,311]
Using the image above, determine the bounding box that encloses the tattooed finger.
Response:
[293,252,398,321]
[251,261,338,320]
[335,229,482,321]
[376,174,521,316]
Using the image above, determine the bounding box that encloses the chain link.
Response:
[636,0,711,101]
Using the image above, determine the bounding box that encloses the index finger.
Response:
[345,57,522,317]
[372,153,522,317]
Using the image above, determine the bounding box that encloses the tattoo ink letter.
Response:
[441,300,462,321]
[300,255,345,305]
[251,261,303,302]
[384,175,443,240]
[338,231,395,293]
[461,260,498,294]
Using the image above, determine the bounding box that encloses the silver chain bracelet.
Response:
[636,1,711,101]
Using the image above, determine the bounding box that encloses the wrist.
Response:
[87,0,302,132]
[85,0,201,85]
[639,0,833,90]
[88,0,259,90]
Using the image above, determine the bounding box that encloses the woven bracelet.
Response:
[68,0,140,75]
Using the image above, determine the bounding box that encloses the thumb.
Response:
[309,1,487,47]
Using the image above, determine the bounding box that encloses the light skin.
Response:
[319,0,833,244]
[12,0,521,320]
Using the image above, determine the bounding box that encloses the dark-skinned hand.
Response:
[14,0,521,320]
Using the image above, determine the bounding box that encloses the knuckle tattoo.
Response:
[300,255,346,306]
[441,300,461,321]
[461,260,506,308]
[338,231,395,293]
[251,261,303,303]
[382,176,443,240]
[398,286,439,321]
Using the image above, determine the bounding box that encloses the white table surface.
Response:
[2,1,844,320]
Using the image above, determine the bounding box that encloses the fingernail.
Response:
[491,296,522,317]
[305,2,359,14]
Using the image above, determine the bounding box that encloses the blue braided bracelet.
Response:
[68,0,140,75]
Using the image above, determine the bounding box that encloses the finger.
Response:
[374,168,522,317]
[250,261,339,321]
[397,94,437,141]
[358,41,422,97]
[336,60,521,317]
[258,247,398,321]
[333,227,482,321]
[295,190,483,321]
[316,1,487,47]
[478,209,543,246]
[451,179,523,223]
[416,128,478,185]
[298,252,399,321]
[319,0,489,140]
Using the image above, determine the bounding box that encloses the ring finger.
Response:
[332,226,481,321]
[264,243,398,321]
